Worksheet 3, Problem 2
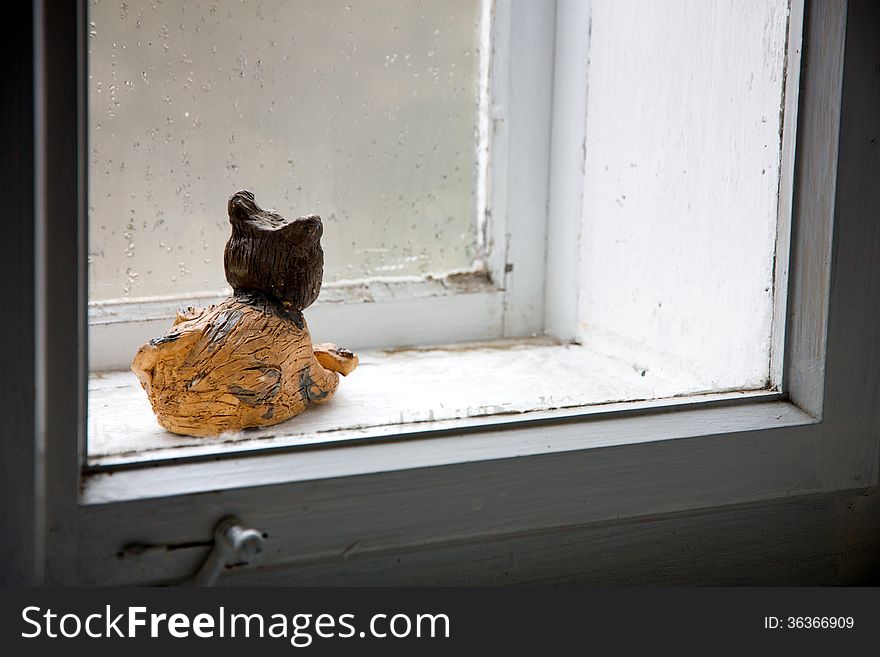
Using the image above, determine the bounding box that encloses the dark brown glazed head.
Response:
[224,190,324,310]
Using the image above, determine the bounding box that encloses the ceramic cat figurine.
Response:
[131,190,357,437]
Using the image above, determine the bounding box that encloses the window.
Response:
[88,0,503,374]
[89,0,797,467]
[15,0,880,585]
[88,0,485,298]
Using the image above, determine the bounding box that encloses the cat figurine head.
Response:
[224,190,324,311]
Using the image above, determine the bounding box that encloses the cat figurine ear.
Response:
[224,190,324,310]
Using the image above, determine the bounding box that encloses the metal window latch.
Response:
[191,516,266,586]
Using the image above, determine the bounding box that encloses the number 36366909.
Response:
[764,617,854,629]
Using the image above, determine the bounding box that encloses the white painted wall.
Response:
[575,0,791,392]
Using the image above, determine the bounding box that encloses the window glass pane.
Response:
[88,0,481,301]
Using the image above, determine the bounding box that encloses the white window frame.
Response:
[17,0,880,585]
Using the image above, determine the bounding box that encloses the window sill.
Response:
[89,337,780,469]
[83,337,818,506]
